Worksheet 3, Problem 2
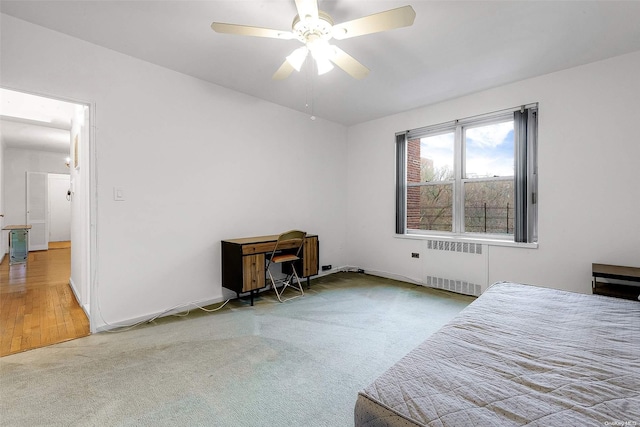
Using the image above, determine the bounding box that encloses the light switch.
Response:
[114,187,125,201]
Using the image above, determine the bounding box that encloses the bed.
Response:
[355,282,640,427]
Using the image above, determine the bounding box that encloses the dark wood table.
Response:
[592,263,640,301]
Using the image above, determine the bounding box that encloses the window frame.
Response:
[406,127,456,233]
[396,104,538,244]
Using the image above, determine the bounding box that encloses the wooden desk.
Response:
[221,234,319,304]
[592,263,640,301]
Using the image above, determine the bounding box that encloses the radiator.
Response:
[422,239,488,297]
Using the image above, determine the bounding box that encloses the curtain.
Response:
[395,132,407,234]
[514,107,538,243]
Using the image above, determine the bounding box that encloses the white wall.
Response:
[1,14,349,330]
[346,50,640,295]
[3,147,70,228]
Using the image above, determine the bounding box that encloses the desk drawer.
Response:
[242,240,301,255]
[242,242,276,255]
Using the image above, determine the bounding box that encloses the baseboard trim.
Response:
[314,265,359,277]
[94,294,228,333]
[68,277,90,318]
[354,268,422,286]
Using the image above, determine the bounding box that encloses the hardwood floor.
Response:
[1,243,89,357]
[48,241,72,250]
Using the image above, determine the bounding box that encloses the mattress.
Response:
[355,282,640,427]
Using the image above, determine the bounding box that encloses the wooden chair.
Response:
[266,230,306,302]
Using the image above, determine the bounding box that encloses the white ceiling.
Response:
[0,88,77,153]
[2,1,640,126]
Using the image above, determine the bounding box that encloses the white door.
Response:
[26,171,49,251]
[48,174,71,242]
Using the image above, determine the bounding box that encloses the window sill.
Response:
[394,233,538,249]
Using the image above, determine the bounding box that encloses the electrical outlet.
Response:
[411,252,420,258]
[322,265,332,271]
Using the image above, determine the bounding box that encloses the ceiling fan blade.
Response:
[272,60,295,80]
[294,0,319,20]
[330,46,370,80]
[332,5,416,40]
[211,22,294,40]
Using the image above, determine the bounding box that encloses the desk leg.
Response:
[306,276,310,289]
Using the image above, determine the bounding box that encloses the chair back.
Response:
[267,230,306,267]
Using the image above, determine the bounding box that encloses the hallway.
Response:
[0,243,89,356]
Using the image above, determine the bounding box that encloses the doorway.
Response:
[0,87,93,356]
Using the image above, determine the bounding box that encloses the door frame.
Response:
[1,85,97,333]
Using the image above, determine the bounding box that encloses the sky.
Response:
[420,120,514,180]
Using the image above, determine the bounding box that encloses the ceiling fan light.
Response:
[286,47,309,71]
[315,57,334,75]
[308,38,335,62]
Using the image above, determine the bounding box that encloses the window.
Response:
[396,105,538,243]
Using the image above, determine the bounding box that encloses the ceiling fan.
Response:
[211,0,416,80]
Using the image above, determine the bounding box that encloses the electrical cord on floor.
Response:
[168,299,233,318]
[96,276,312,333]
[100,298,231,333]
[96,266,414,333]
